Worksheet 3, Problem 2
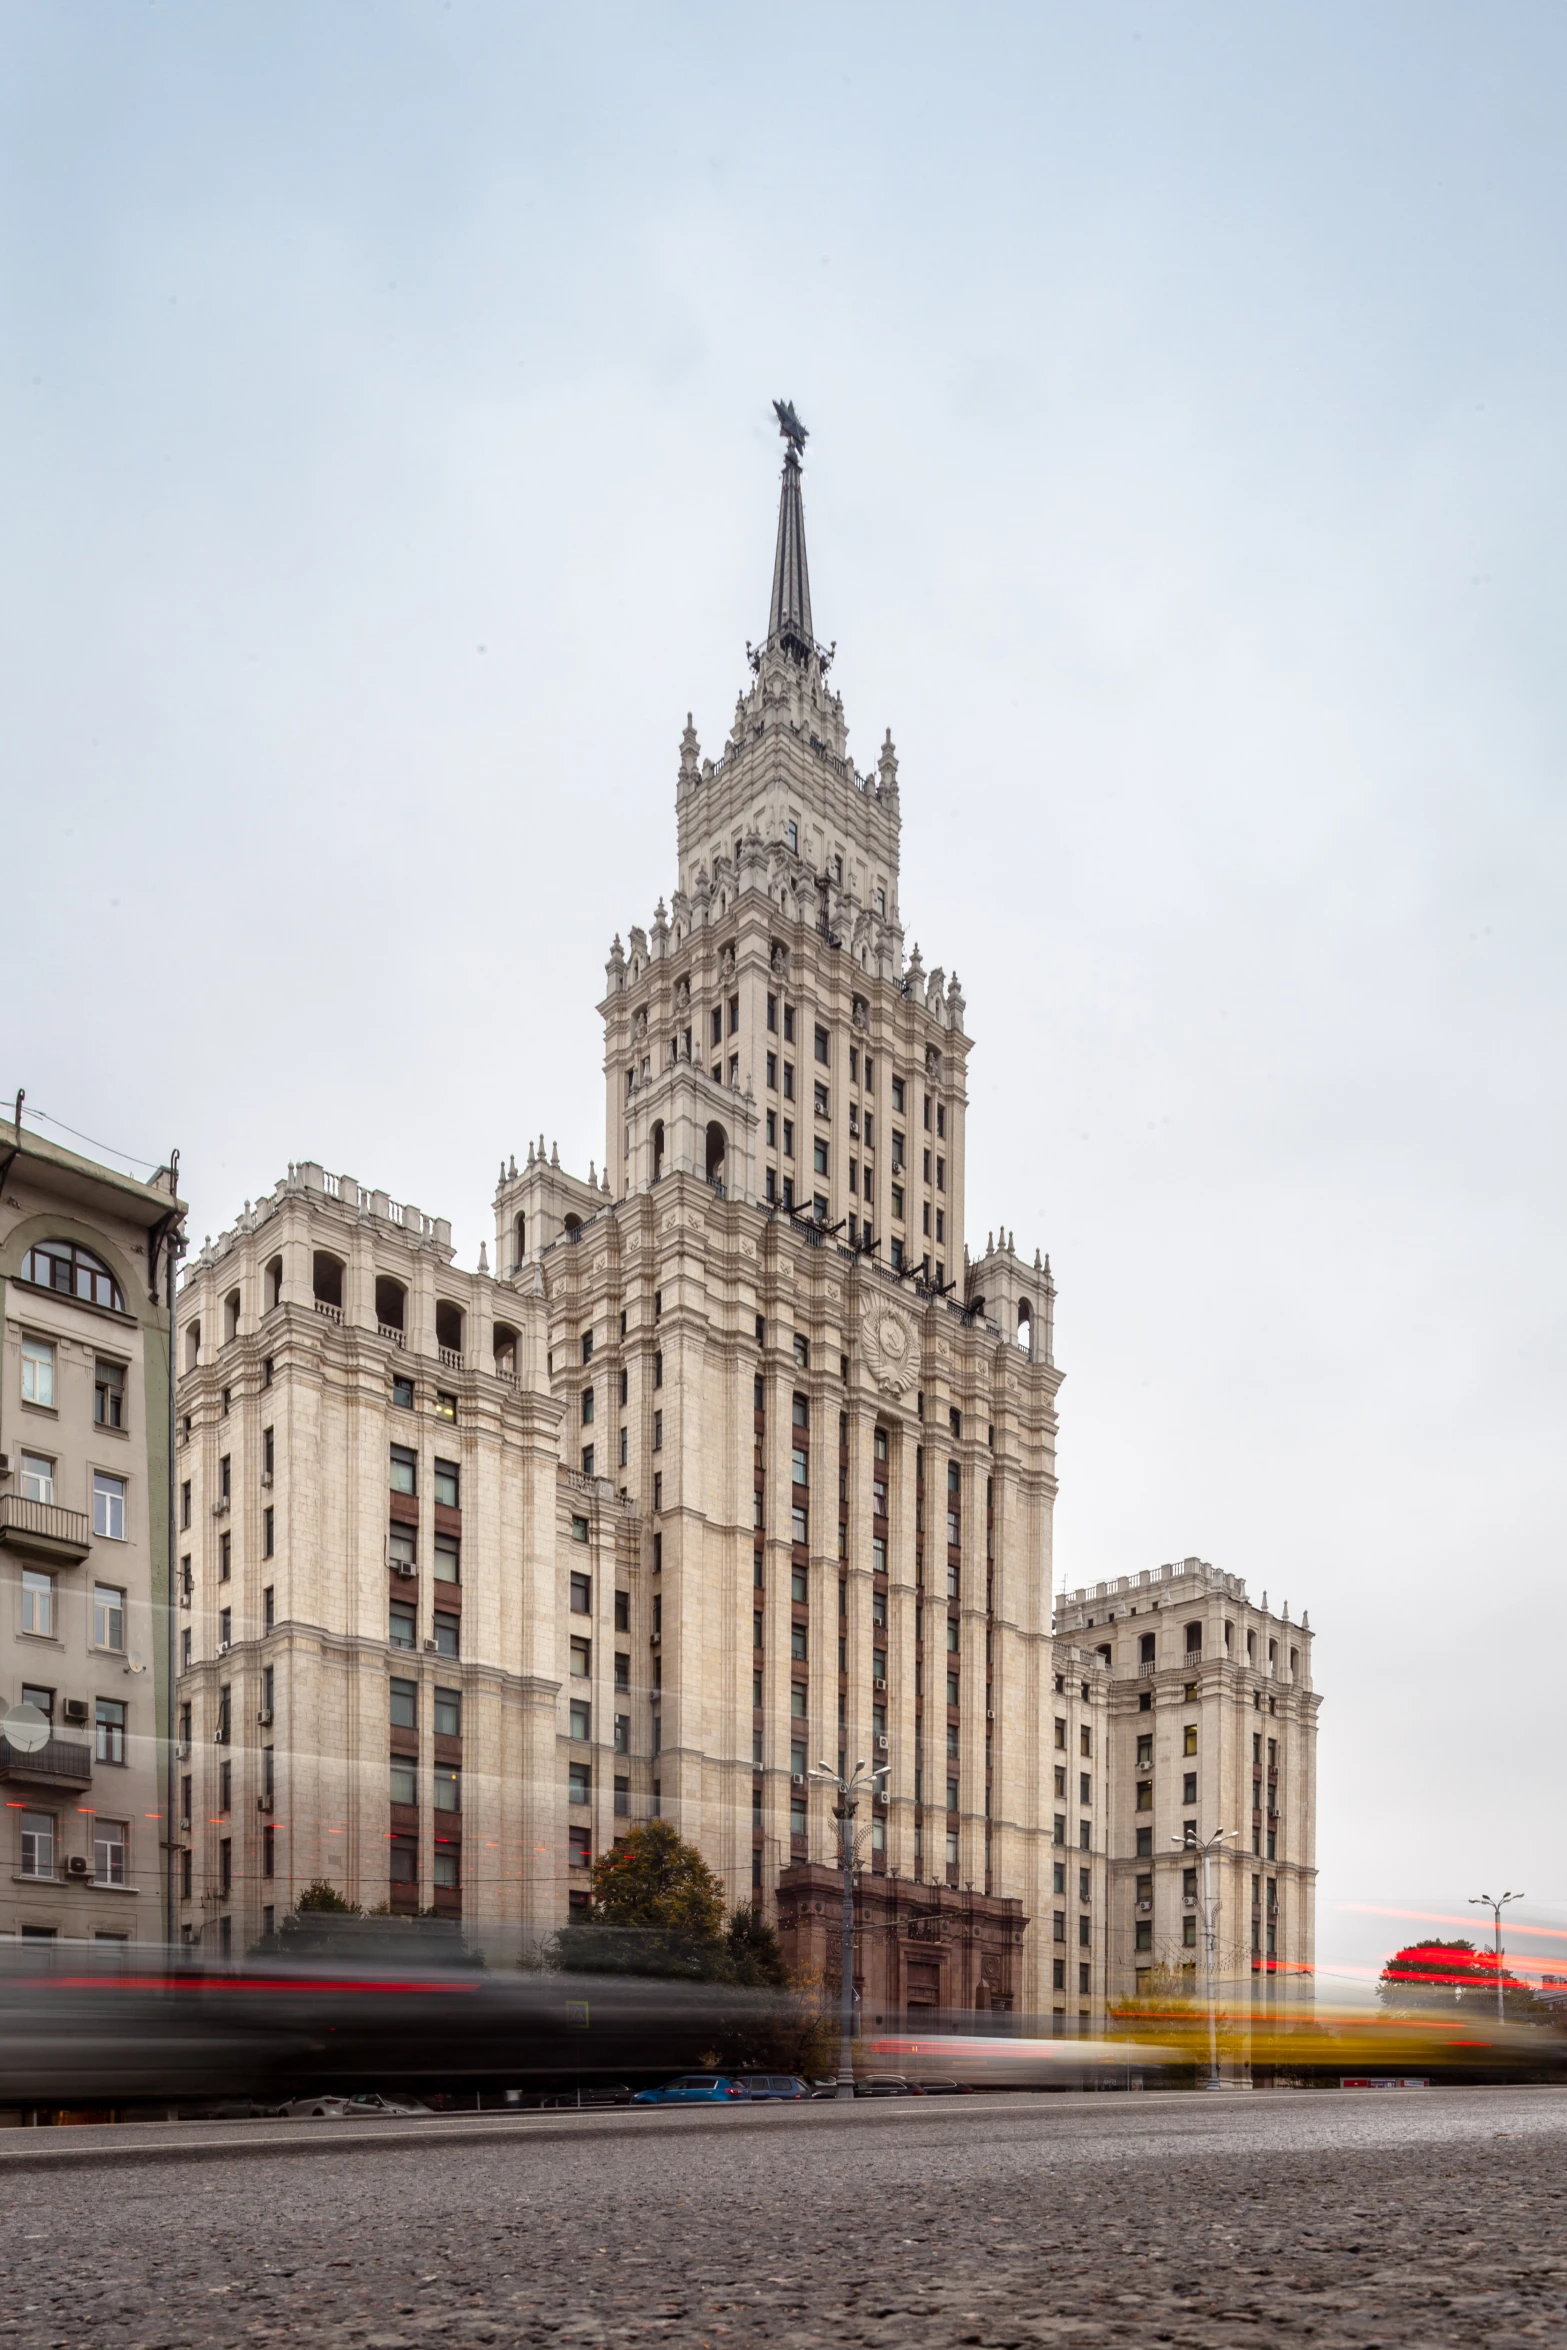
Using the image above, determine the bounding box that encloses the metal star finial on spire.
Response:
[772,398,808,452]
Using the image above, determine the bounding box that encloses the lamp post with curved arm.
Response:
[1469,1890,1524,2026]
[811,1759,888,2100]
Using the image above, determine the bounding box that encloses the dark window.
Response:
[433,1611,459,1658]
[389,1678,417,1730]
[433,1459,459,1509]
[390,1446,417,1496]
[570,1573,591,1614]
[814,1025,830,1065]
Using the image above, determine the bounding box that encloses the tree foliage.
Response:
[1378,1937,1545,2018]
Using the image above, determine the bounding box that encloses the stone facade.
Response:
[171,422,1318,2022]
[1055,1558,1319,2015]
[0,1119,182,1942]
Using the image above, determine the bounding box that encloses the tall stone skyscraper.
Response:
[171,412,1315,2026]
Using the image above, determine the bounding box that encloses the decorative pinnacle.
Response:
[772,397,807,452]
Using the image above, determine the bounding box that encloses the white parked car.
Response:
[278,2092,433,2119]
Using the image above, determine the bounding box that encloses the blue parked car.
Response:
[633,2074,748,2105]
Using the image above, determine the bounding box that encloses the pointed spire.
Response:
[768,413,815,659]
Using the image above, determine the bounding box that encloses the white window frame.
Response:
[21,1568,54,1638]
[93,1820,127,1887]
[21,1336,54,1408]
[93,1583,126,1651]
[93,1472,127,1541]
[19,1454,54,1505]
[21,1812,55,1879]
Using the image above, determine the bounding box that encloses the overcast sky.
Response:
[5,2,1564,1995]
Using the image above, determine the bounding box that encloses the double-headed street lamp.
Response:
[1175,1825,1233,2090]
[811,1759,888,2100]
[1468,1889,1524,2026]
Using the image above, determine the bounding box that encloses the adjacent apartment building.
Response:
[0,1116,183,1942]
[171,415,1318,2018]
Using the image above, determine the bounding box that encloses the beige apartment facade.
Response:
[173,418,1317,2022]
[0,1118,183,1943]
[1055,1558,1319,2013]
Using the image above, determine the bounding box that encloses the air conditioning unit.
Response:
[0,1451,12,1477]
[790,1772,805,1786]
[872,1677,887,1692]
[875,1735,889,1751]
[257,1795,273,1813]
[260,1470,273,1488]
[217,1639,231,1654]
[985,1709,995,1720]
[211,1498,230,1517]
[62,1698,89,1726]
[67,1856,89,1877]
[256,1709,274,1727]
[392,1563,416,1579]
[422,1639,438,1654]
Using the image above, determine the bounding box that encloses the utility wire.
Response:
[0,1089,166,1171]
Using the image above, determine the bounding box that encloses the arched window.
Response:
[223,1289,241,1345]
[563,1213,583,1241]
[651,1121,666,1183]
[375,1276,407,1337]
[263,1255,283,1313]
[512,1212,526,1272]
[21,1240,123,1313]
[1016,1297,1033,1355]
[705,1121,727,1191]
[312,1252,344,1310]
[436,1300,465,1361]
[493,1321,519,1380]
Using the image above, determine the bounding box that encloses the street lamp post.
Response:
[1175,1826,1233,2090]
[812,1759,888,2100]
[1468,1890,1524,2027]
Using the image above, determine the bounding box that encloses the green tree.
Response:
[1379,1937,1546,2019]
[724,1902,789,1989]
[554,1821,729,1978]
[294,1880,361,1916]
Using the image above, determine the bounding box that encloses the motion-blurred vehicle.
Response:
[278,2094,356,2118]
[732,2073,811,2100]
[344,2092,434,2117]
[535,2083,634,2109]
[906,2076,974,2094]
[633,2074,748,2104]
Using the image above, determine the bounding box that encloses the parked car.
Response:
[906,2077,974,2095]
[276,2092,434,2119]
[855,2075,924,2097]
[534,2084,635,2109]
[632,2074,749,2105]
[731,2074,811,2101]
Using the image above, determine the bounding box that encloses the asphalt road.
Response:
[2,2087,1564,2347]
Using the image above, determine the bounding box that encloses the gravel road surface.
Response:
[2,2086,1563,2348]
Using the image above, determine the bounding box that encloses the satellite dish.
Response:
[1,1703,50,1755]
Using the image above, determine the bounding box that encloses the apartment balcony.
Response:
[0,1733,92,1790]
[0,1495,92,1566]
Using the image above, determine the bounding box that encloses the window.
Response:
[568,1761,591,1805]
[946,1619,959,1653]
[580,1386,596,1428]
[1079,1773,1091,1806]
[791,1506,808,1546]
[389,1603,416,1650]
[21,1567,55,1637]
[19,1453,54,1506]
[570,1638,591,1679]
[21,1335,55,1407]
[433,1612,459,1658]
[1185,1622,1203,1655]
[791,1446,808,1487]
[389,1677,417,1730]
[891,1078,905,1113]
[570,1697,591,1740]
[433,1537,459,1585]
[93,1584,125,1650]
[263,1506,275,1559]
[891,1185,904,1221]
[435,1389,457,1425]
[783,1061,795,1099]
[390,1757,418,1807]
[569,1826,592,1870]
[392,1374,415,1411]
[93,1472,126,1540]
[1135,1780,1153,1811]
[614,1714,630,1754]
[946,1672,960,1706]
[614,1589,630,1632]
[580,1329,595,1365]
[433,1765,461,1813]
[789,1625,807,1662]
[813,1139,828,1177]
[96,1698,126,1764]
[21,1810,56,1878]
[767,994,778,1033]
[94,1357,126,1429]
[1183,1724,1198,1757]
[21,1240,123,1312]
[1183,1771,1198,1804]
[571,1514,589,1545]
[652,1410,663,1451]
[219,1532,231,1582]
[890,1239,904,1271]
[433,1459,459,1509]
[390,1445,418,1496]
[653,1472,662,1511]
[570,1572,591,1614]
